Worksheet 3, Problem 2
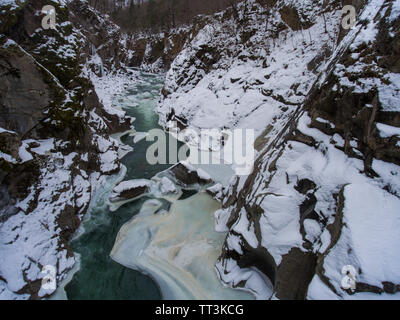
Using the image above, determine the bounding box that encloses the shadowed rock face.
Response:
[129,38,147,67]
[295,179,317,195]
[275,248,318,300]
[118,186,148,200]
[306,4,400,171]
[237,245,277,288]
[191,0,400,300]
[279,5,314,31]
[218,229,277,294]
[110,183,150,202]
[127,29,192,72]
[0,130,20,159]
[0,40,52,136]
[0,0,131,299]
[170,163,212,185]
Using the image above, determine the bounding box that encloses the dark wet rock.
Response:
[16,278,42,301]
[217,202,278,295]
[295,179,317,195]
[110,180,150,202]
[0,130,21,161]
[354,282,384,295]
[0,41,54,137]
[275,248,318,300]
[169,163,212,185]
[67,0,126,72]
[2,159,40,212]
[348,280,400,296]
[129,38,147,67]
[312,188,347,296]
[118,186,148,200]
[240,29,256,44]
[299,194,318,224]
[236,244,277,288]
[178,189,198,201]
[279,5,314,31]
[0,185,19,223]
[219,231,277,292]
[286,129,317,147]
[194,44,221,74]
[166,108,188,130]
[305,4,400,169]
[56,204,81,257]
[128,30,189,71]
[298,193,320,248]
[382,282,398,294]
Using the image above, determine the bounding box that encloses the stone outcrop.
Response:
[224,0,400,299]
[0,0,130,299]
[110,180,150,202]
[157,0,400,300]
[126,29,190,72]
[169,163,212,185]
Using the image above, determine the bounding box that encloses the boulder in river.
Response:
[110,179,151,202]
[169,162,212,185]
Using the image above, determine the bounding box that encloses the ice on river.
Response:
[110,192,254,300]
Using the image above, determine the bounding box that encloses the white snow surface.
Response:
[155,0,400,299]
[309,184,400,299]
[158,2,342,138]
[113,179,150,194]
[376,123,400,139]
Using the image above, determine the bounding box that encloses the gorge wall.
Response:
[0,0,131,299]
[1,0,399,300]
[157,0,400,299]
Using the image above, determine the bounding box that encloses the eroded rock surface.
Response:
[169,162,212,186]
[0,0,130,299]
[157,0,400,300]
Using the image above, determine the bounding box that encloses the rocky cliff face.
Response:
[0,0,130,299]
[126,28,190,72]
[2,0,399,301]
[158,0,400,299]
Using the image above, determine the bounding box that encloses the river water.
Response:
[63,71,253,300]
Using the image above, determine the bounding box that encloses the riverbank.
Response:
[54,69,253,300]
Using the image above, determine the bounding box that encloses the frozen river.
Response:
[63,72,253,300]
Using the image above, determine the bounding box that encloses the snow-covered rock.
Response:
[0,0,131,299]
[159,177,178,195]
[169,161,212,185]
[158,0,400,300]
[110,179,151,202]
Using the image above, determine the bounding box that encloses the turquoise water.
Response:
[65,72,172,300]
[65,197,161,300]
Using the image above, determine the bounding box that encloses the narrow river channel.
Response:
[61,71,253,300]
